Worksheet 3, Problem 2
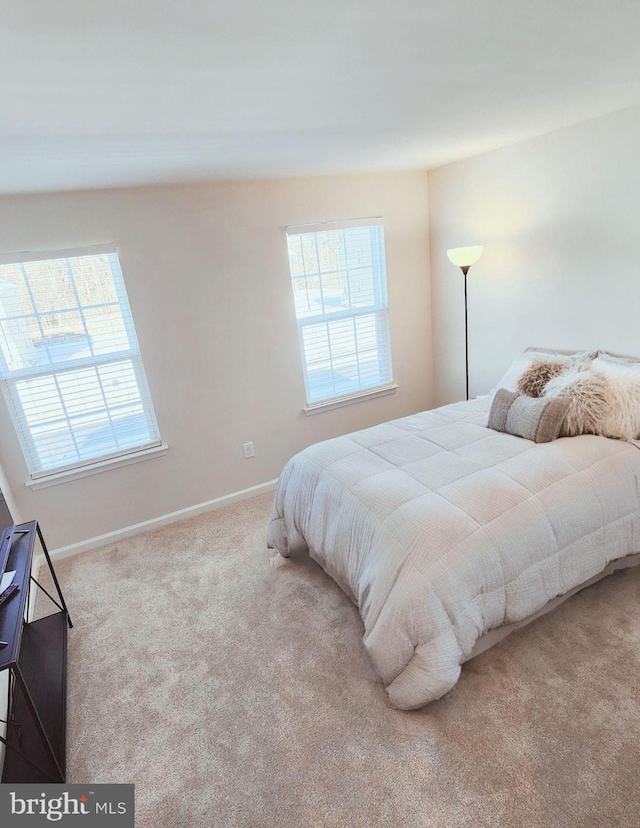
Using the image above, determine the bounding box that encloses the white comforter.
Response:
[267,398,640,709]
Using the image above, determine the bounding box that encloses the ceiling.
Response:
[2,0,640,194]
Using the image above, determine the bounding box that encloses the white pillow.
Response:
[591,352,640,379]
[496,347,595,392]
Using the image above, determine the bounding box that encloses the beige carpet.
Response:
[39,492,640,827]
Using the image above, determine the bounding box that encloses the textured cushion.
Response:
[604,376,640,440]
[488,388,570,443]
[544,368,640,441]
[496,347,595,392]
[543,371,612,437]
[590,354,640,440]
[517,358,566,398]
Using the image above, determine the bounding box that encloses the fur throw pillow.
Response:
[543,370,640,440]
[543,371,612,437]
[517,358,566,398]
[602,374,640,440]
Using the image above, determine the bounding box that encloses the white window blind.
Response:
[285,220,394,406]
[0,245,162,478]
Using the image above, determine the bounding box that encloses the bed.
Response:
[267,396,640,709]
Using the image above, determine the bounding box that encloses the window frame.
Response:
[285,219,397,413]
[0,243,165,483]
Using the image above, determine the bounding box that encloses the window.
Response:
[286,220,394,409]
[0,245,162,479]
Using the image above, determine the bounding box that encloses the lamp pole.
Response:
[462,265,470,401]
[446,246,483,403]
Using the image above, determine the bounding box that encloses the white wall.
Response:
[0,172,432,549]
[428,104,640,405]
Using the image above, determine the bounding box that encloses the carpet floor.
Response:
[39,492,640,827]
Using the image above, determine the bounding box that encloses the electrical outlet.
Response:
[242,441,255,459]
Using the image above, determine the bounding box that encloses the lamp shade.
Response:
[447,246,484,268]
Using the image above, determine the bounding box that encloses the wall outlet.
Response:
[242,441,255,459]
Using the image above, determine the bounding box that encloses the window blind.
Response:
[285,221,394,406]
[0,246,161,477]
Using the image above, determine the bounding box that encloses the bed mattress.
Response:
[268,398,640,709]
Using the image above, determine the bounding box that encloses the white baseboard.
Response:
[36,478,278,569]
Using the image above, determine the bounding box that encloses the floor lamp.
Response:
[446,246,484,401]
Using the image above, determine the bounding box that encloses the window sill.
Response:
[303,384,398,416]
[25,443,169,490]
